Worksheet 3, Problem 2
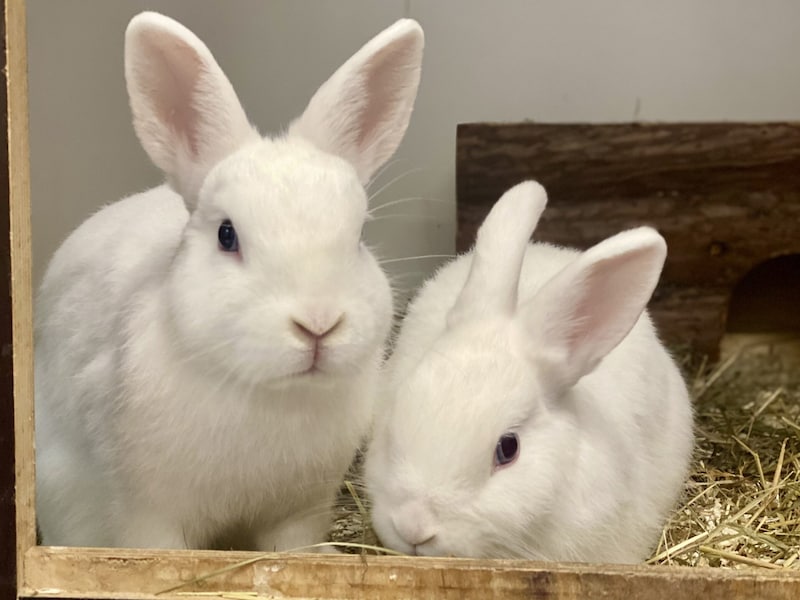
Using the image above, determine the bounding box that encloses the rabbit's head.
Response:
[125,13,423,387]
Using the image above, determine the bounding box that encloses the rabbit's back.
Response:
[35,185,186,416]
[38,185,186,322]
[34,185,187,545]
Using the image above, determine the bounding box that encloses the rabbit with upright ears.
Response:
[35,12,423,550]
[365,181,694,563]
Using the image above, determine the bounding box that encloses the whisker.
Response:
[365,158,403,192]
[370,195,452,214]
[366,213,441,224]
[379,254,455,266]
[168,336,238,371]
[367,167,425,203]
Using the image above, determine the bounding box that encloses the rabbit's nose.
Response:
[391,502,438,550]
[291,314,344,342]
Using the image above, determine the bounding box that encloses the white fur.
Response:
[365,181,694,563]
[35,12,424,550]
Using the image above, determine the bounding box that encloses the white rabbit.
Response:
[365,181,694,563]
[35,12,423,550]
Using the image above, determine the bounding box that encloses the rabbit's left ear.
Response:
[519,227,667,390]
[289,19,424,185]
[447,181,547,328]
[125,12,259,207]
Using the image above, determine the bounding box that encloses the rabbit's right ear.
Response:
[447,181,548,328]
[125,12,259,207]
[288,19,424,185]
[519,227,667,391]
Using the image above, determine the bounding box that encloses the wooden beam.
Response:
[19,546,800,600]
[4,1,35,599]
[0,0,17,596]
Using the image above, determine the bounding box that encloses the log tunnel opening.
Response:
[726,254,800,334]
[722,254,800,361]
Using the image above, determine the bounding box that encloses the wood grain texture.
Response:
[19,546,800,600]
[1,0,16,596]
[5,1,35,598]
[456,122,800,357]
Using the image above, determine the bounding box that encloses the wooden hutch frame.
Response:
[3,1,800,597]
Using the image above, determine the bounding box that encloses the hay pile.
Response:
[330,335,800,570]
[650,335,800,570]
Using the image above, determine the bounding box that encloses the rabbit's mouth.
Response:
[297,343,326,376]
[298,363,323,377]
[280,355,364,384]
[286,352,335,380]
[295,338,357,376]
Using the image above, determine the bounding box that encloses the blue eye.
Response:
[218,219,239,252]
[494,433,519,468]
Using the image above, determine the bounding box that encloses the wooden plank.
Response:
[19,546,800,600]
[0,0,16,597]
[456,122,800,358]
[5,1,35,599]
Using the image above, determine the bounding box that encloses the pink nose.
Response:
[291,314,343,342]
[390,501,438,550]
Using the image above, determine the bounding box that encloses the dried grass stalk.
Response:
[651,336,800,570]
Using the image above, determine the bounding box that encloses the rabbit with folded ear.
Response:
[365,181,694,563]
[34,12,423,550]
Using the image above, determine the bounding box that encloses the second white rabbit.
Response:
[365,181,694,563]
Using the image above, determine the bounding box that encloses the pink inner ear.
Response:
[564,252,653,361]
[356,47,413,149]
[145,35,204,158]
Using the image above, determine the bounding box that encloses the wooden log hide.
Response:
[456,122,800,358]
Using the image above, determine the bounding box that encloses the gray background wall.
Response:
[27,0,800,299]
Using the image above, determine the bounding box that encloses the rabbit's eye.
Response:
[218,219,239,253]
[494,433,519,468]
